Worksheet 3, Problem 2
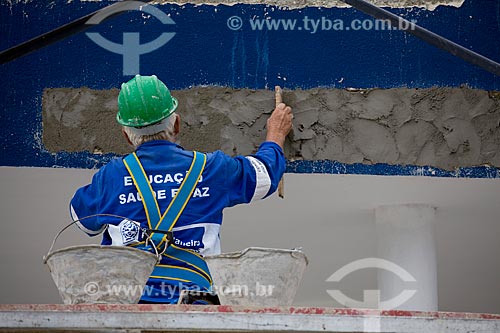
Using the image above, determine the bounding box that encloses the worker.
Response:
[70,74,293,304]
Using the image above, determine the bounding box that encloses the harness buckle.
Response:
[144,229,173,255]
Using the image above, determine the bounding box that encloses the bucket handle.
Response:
[43,214,162,263]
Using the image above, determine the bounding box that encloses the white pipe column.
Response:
[375,204,438,311]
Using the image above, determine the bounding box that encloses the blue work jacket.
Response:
[70,140,285,303]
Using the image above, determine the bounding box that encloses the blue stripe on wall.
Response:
[287,160,500,178]
[1,0,499,176]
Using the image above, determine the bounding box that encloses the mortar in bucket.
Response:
[205,247,308,306]
[43,216,159,304]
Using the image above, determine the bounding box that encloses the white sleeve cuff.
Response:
[245,156,272,201]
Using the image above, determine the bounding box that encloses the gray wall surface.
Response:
[43,87,500,170]
[1,167,499,313]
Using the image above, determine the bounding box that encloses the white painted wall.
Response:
[0,167,499,314]
[375,204,438,311]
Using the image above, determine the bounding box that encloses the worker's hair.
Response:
[123,113,177,148]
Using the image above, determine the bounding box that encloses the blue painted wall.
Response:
[1,0,499,177]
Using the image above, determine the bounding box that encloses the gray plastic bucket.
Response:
[205,247,308,306]
[44,219,158,304]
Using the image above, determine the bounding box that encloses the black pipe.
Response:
[0,0,153,65]
[340,0,500,76]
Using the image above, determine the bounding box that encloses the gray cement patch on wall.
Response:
[42,87,500,170]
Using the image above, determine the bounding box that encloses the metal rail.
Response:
[0,1,153,64]
[340,0,500,76]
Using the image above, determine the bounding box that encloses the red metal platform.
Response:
[1,304,499,332]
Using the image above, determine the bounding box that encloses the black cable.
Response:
[0,0,153,65]
[341,0,500,76]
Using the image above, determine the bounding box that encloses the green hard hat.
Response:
[117,75,178,127]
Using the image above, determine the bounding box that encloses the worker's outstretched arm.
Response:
[223,102,293,206]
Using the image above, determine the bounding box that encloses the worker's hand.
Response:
[266,102,293,149]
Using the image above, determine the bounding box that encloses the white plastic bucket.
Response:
[205,247,308,306]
